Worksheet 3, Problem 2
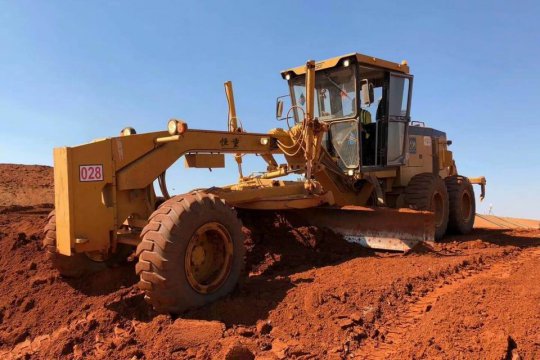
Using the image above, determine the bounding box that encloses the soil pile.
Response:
[0,164,53,208]
[0,165,539,359]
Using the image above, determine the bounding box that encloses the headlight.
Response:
[285,73,291,80]
[260,137,270,145]
[167,119,188,135]
[168,120,178,135]
[343,59,350,67]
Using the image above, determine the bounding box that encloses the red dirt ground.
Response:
[0,164,53,208]
[0,164,538,359]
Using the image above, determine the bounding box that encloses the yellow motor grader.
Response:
[44,53,486,313]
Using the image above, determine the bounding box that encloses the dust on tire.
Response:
[135,191,245,314]
[405,173,449,240]
[445,175,475,234]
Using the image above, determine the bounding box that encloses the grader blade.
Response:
[298,206,435,251]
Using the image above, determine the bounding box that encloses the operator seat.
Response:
[359,108,371,125]
[360,109,376,166]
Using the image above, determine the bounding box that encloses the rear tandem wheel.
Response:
[404,173,449,241]
[445,175,476,234]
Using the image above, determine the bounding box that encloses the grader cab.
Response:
[279,53,412,171]
[44,53,486,313]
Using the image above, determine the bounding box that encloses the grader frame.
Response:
[53,54,441,259]
[49,53,486,314]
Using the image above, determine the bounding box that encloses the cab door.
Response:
[386,73,413,166]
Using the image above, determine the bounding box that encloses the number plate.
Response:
[79,165,104,182]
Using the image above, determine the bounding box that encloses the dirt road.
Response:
[0,164,538,359]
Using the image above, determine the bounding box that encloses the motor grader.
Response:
[44,52,486,313]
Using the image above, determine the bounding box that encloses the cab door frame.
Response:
[385,72,414,166]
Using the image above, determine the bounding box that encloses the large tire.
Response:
[405,173,449,241]
[445,176,476,234]
[135,192,245,314]
[43,210,108,277]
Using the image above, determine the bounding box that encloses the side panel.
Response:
[54,140,115,255]
[397,134,433,186]
[437,140,454,178]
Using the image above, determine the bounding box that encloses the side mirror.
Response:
[276,99,284,119]
[361,79,374,106]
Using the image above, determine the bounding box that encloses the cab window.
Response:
[291,66,356,121]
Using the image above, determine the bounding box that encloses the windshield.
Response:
[291,66,356,122]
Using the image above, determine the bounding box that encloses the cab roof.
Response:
[280,52,410,79]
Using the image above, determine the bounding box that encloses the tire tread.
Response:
[136,192,245,313]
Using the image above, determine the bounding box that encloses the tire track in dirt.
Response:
[354,247,540,359]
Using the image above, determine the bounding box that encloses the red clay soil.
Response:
[0,165,539,359]
[0,164,53,208]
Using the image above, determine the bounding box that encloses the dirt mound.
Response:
[0,165,539,359]
[0,164,53,208]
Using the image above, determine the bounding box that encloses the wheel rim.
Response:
[432,192,444,227]
[461,191,472,221]
[185,222,234,294]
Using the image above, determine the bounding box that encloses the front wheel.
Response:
[135,192,245,314]
[43,211,109,277]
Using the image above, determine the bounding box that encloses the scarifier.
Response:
[44,53,486,313]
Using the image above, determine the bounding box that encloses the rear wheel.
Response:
[43,210,108,277]
[445,175,476,234]
[405,173,449,241]
[135,192,245,314]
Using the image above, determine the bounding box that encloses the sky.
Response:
[1,1,539,219]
